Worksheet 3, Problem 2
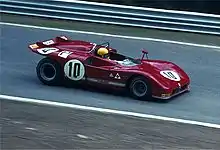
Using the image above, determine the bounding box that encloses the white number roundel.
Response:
[64,59,85,81]
[160,70,181,81]
[37,48,59,55]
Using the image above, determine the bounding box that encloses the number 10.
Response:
[164,72,177,79]
[68,62,80,78]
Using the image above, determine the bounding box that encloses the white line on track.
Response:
[1,22,220,50]
[1,94,220,129]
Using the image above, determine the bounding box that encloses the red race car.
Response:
[29,36,190,100]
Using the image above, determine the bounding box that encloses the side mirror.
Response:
[141,49,148,61]
[142,50,148,54]
[56,35,68,42]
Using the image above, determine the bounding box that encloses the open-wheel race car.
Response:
[28,35,190,100]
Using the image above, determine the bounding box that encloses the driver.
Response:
[97,47,128,63]
[97,47,110,59]
[96,47,125,64]
[96,47,136,66]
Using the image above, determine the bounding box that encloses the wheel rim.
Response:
[40,63,56,81]
[132,80,148,97]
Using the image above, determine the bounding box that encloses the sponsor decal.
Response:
[43,40,55,45]
[114,73,121,79]
[29,44,39,49]
[58,51,72,58]
[109,73,114,77]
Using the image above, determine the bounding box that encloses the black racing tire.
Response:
[36,57,62,86]
[128,76,152,100]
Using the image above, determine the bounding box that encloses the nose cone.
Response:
[140,60,190,88]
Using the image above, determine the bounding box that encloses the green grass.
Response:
[1,13,220,46]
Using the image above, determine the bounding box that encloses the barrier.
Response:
[1,0,220,35]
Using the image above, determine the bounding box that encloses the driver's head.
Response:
[97,47,109,58]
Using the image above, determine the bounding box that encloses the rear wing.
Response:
[29,35,69,50]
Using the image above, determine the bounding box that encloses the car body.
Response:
[28,35,190,100]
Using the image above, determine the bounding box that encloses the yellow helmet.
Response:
[97,47,109,58]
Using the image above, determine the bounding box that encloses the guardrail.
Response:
[1,0,220,35]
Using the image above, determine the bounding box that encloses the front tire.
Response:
[128,76,152,100]
[36,57,62,86]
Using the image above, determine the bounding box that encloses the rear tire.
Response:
[36,57,62,86]
[128,76,152,100]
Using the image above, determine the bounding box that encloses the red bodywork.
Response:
[29,36,190,99]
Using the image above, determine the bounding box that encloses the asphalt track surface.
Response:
[1,24,220,126]
[1,99,220,149]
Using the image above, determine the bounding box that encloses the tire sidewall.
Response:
[36,57,62,85]
[129,76,152,100]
